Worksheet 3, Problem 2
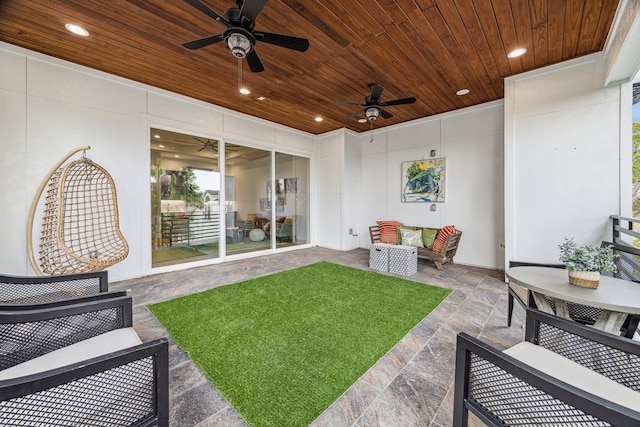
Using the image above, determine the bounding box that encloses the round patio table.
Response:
[506,266,640,335]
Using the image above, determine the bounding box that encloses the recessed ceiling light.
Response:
[158,144,165,148]
[314,116,323,122]
[507,48,527,58]
[154,134,160,139]
[257,96,266,101]
[65,23,89,37]
[456,89,470,96]
[174,155,179,158]
[358,118,367,123]
[239,88,251,95]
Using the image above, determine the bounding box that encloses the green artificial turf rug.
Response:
[148,261,451,426]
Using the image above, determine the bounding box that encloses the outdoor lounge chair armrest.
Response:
[453,331,640,426]
[524,308,640,366]
[0,271,108,304]
[0,294,132,325]
[0,338,169,427]
[0,295,133,369]
[0,290,127,311]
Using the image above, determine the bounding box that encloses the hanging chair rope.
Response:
[27,146,129,276]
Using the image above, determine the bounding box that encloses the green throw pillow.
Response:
[401,229,424,248]
[422,228,438,249]
[396,226,416,244]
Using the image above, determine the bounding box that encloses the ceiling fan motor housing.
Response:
[366,107,380,121]
[224,28,255,58]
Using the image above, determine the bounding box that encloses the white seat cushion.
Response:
[504,341,640,413]
[0,327,141,380]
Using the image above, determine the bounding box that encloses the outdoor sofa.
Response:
[369,223,462,270]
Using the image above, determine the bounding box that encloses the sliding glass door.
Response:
[274,152,309,248]
[150,128,310,267]
[223,142,272,255]
[151,128,222,267]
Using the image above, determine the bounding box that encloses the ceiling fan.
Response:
[335,83,417,121]
[193,136,236,152]
[181,0,310,73]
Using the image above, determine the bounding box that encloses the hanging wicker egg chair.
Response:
[28,146,129,275]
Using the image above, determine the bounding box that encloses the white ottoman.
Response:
[370,243,393,271]
[389,245,418,276]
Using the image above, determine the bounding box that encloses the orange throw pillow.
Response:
[432,225,458,253]
[376,220,404,244]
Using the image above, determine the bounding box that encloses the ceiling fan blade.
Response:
[184,0,229,26]
[240,0,269,22]
[347,109,366,119]
[370,84,384,102]
[182,34,224,50]
[334,100,363,106]
[246,50,265,72]
[379,108,393,119]
[254,31,309,52]
[381,96,416,106]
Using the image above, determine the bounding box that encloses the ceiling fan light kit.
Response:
[227,32,253,58]
[366,108,380,121]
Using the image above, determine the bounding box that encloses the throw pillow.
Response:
[401,229,424,248]
[376,220,404,244]
[422,228,438,249]
[432,225,458,253]
[397,226,416,243]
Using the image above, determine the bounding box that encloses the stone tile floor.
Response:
[112,247,526,426]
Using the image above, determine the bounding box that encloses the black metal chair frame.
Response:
[0,292,169,426]
[0,270,108,305]
[601,240,640,338]
[454,308,640,426]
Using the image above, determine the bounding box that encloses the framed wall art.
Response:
[401,158,446,202]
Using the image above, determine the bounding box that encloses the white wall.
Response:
[357,101,505,269]
[504,53,627,265]
[342,131,361,250]
[0,43,313,281]
[314,130,345,250]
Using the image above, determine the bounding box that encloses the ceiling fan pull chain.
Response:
[238,58,242,93]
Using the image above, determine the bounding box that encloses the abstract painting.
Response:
[401,158,446,202]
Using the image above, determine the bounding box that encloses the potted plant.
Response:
[558,238,618,288]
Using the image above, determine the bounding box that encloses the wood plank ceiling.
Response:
[0,0,619,134]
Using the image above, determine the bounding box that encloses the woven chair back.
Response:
[38,157,128,275]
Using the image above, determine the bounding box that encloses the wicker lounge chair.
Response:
[0,292,169,426]
[454,308,640,426]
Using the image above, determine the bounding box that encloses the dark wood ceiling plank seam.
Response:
[488,0,524,75]
[450,0,505,98]
[546,0,566,65]
[528,0,549,68]
[470,0,513,78]
[430,0,498,99]
[509,0,537,72]
[562,0,585,59]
